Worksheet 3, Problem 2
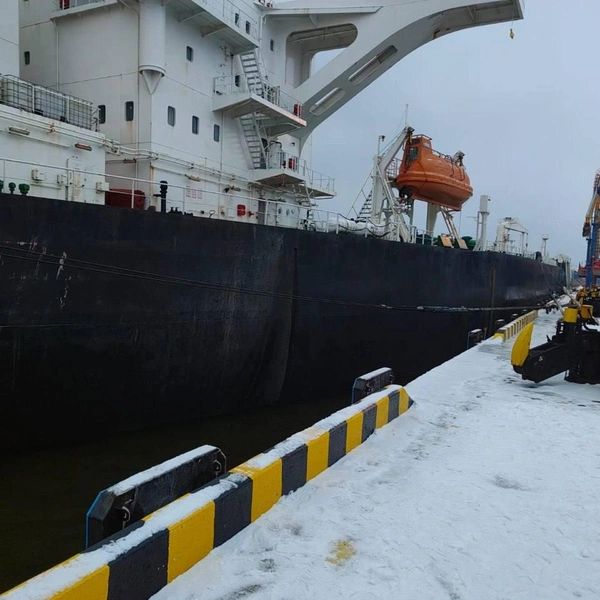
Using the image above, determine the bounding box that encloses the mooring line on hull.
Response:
[0,243,552,316]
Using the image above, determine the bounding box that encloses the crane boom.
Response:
[581,171,600,287]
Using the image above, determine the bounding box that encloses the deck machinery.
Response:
[512,171,600,385]
[511,304,600,385]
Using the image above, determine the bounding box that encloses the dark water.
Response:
[0,395,346,593]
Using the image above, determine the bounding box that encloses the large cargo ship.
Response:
[0,0,568,450]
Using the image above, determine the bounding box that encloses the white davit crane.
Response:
[494,217,529,255]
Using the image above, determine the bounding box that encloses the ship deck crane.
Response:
[349,126,470,246]
[493,217,529,254]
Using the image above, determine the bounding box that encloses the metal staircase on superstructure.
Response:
[240,113,266,169]
[238,50,267,169]
[240,50,263,95]
[440,208,461,242]
[356,193,373,222]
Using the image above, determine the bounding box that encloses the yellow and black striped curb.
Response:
[2,386,414,600]
[493,310,538,342]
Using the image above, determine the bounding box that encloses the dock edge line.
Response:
[1,386,414,600]
[492,310,539,342]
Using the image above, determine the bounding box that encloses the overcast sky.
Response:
[309,0,597,264]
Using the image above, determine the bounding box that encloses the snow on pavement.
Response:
[154,312,600,600]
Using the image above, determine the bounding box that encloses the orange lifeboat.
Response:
[394,132,473,210]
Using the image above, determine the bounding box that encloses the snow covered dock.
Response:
[155,311,600,600]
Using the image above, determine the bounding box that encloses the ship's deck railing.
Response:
[53,0,259,38]
[485,241,538,259]
[265,151,335,194]
[54,0,104,10]
[0,155,341,232]
[413,229,436,246]
[1,155,533,253]
[199,0,259,39]
[214,74,302,117]
[0,74,97,131]
[385,158,401,181]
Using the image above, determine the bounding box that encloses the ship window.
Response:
[270,39,274,52]
[213,124,220,142]
[125,101,134,121]
[98,105,106,124]
[167,106,176,126]
[234,75,241,87]
[234,13,240,25]
[245,21,251,34]
[192,115,199,135]
[186,46,194,62]
[423,141,431,148]
[24,51,30,65]
[407,146,419,162]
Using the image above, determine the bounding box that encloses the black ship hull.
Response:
[0,194,565,450]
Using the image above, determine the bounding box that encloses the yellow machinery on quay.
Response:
[513,171,600,385]
[511,303,600,384]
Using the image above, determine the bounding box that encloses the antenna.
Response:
[541,234,549,258]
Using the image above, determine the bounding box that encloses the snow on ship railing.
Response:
[266,151,335,195]
[0,74,97,131]
[214,74,302,117]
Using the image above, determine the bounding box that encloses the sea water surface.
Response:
[0,395,346,593]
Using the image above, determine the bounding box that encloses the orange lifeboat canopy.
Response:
[394,134,473,210]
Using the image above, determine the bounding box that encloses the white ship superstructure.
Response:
[0,0,107,204]
[0,0,19,76]
[2,0,523,225]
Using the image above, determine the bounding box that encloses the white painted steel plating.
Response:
[139,0,167,94]
[7,0,524,240]
[475,194,491,251]
[53,0,107,10]
[279,0,524,138]
[494,217,529,255]
[0,0,19,77]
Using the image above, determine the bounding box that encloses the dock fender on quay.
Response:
[1,386,414,600]
[493,310,539,342]
[511,322,535,368]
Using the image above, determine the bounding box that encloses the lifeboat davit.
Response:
[394,133,473,210]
